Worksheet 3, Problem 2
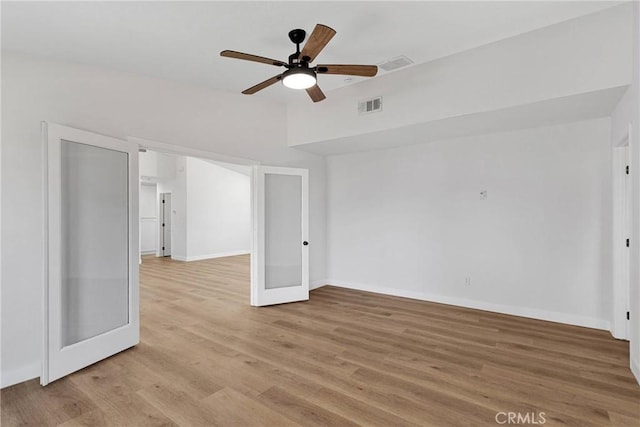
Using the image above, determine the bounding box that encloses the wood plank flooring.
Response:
[2,255,639,426]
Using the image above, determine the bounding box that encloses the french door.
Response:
[42,123,139,385]
[251,166,309,306]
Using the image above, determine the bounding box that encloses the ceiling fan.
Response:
[220,24,378,102]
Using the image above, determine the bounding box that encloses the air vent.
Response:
[358,97,383,115]
[378,55,413,72]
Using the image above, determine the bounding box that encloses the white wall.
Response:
[327,118,612,329]
[156,152,177,180]
[288,4,632,149]
[172,157,251,261]
[1,52,327,387]
[139,150,158,178]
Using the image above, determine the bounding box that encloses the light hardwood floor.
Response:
[2,255,639,426]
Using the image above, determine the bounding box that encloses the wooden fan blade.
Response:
[306,85,326,103]
[242,74,283,95]
[221,50,287,67]
[299,24,336,63]
[316,64,378,77]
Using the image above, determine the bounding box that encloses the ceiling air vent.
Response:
[378,55,413,72]
[358,97,383,115]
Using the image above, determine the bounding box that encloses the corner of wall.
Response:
[310,280,327,291]
[1,362,40,389]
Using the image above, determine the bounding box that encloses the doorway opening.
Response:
[133,136,310,307]
[138,149,252,264]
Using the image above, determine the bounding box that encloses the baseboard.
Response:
[1,362,40,389]
[632,357,640,385]
[327,280,610,331]
[140,250,156,255]
[173,251,250,262]
[310,280,326,290]
[610,324,626,340]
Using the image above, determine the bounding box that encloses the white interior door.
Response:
[140,183,158,255]
[42,123,139,385]
[162,193,172,256]
[623,146,631,339]
[252,166,309,306]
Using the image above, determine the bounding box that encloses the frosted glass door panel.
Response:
[61,140,129,347]
[265,174,302,289]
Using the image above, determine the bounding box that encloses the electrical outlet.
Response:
[465,276,471,286]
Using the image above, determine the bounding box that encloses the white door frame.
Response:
[42,122,140,385]
[612,128,632,340]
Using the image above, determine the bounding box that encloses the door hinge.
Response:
[162,199,165,203]
[626,238,630,248]
[162,246,165,251]
[162,223,165,227]
[626,165,629,175]
[627,311,630,320]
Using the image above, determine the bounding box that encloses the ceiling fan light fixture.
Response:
[282,68,316,90]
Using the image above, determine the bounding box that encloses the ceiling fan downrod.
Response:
[288,28,306,67]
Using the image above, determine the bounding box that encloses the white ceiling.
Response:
[2,1,622,103]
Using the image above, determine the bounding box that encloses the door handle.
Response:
[303,241,309,246]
